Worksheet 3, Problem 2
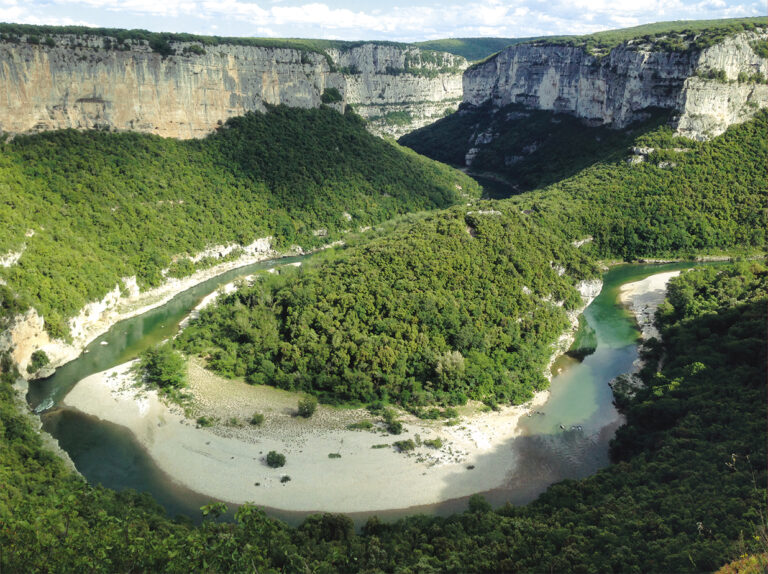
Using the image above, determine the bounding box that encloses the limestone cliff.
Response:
[463,30,767,140]
[0,34,466,139]
[331,44,465,137]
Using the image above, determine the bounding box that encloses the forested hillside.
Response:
[400,103,667,192]
[177,113,765,407]
[2,262,764,571]
[177,205,599,407]
[508,113,766,259]
[0,105,479,337]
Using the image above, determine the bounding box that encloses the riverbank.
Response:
[62,357,549,513]
[619,270,682,340]
[59,276,602,513]
[6,238,291,377]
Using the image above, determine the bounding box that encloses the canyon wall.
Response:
[0,35,466,139]
[463,30,767,140]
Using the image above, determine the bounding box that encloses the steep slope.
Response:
[177,113,765,407]
[462,19,767,140]
[0,105,479,348]
[0,24,466,139]
[401,103,670,194]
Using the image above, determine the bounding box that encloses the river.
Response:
[28,259,707,525]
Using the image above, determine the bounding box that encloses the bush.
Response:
[347,420,373,430]
[139,343,186,390]
[328,453,341,459]
[183,44,206,55]
[149,37,174,57]
[196,416,215,427]
[250,412,265,426]
[424,438,443,448]
[394,439,416,452]
[26,350,49,374]
[321,88,343,104]
[297,396,318,418]
[382,408,403,434]
[266,451,286,468]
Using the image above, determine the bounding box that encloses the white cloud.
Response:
[4,0,764,42]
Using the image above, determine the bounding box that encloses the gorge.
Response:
[0,16,765,574]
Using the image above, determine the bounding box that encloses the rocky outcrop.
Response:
[0,237,279,377]
[676,32,768,139]
[332,44,465,137]
[464,30,767,140]
[0,34,466,139]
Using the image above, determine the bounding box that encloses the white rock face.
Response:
[0,249,23,267]
[334,45,466,137]
[464,30,767,140]
[0,36,466,139]
[1,237,277,378]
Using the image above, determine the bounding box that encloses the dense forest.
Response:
[177,113,766,408]
[404,108,766,256]
[0,18,765,570]
[400,103,669,192]
[0,105,479,337]
[2,262,764,572]
[508,113,767,260]
[413,38,521,61]
[177,205,599,407]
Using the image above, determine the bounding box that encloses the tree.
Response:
[266,451,286,468]
[297,396,318,418]
[139,342,186,389]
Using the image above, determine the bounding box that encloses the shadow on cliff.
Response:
[400,103,671,198]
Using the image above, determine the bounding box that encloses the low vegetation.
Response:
[249,412,265,426]
[297,396,318,418]
[525,17,766,56]
[266,451,286,468]
[25,350,49,374]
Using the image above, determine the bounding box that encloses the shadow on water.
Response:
[30,260,725,526]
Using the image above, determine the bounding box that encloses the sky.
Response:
[1,0,764,42]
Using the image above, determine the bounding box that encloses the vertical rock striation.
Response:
[0,34,466,139]
[463,30,767,140]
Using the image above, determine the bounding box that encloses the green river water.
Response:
[27,259,710,525]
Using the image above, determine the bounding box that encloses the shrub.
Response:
[26,350,49,374]
[280,475,291,483]
[297,396,318,418]
[328,453,341,459]
[394,439,416,452]
[149,37,174,57]
[183,44,206,55]
[424,438,443,449]
[347,420,373,430]
[139,343,186,390]
[321,88,343,104]
[382,408,403,434]
[250,412,265,426]
[266,451,286,468]
[196,416,215,427]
